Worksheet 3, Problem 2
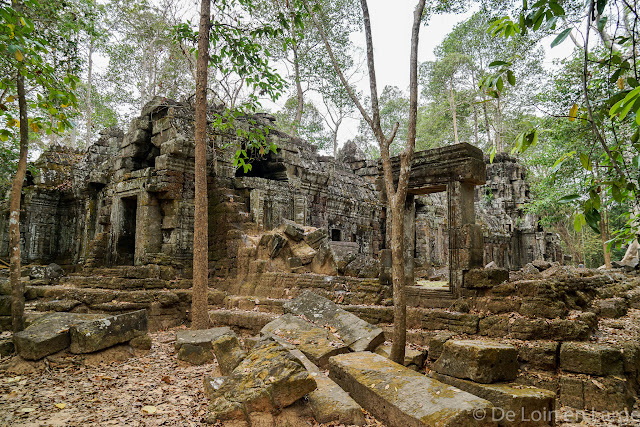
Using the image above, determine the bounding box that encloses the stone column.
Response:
[135,191,163,265]
[404,194,416,287]
[447,181,483,296]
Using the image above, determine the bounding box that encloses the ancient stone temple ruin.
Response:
[8,98,640,425]
[0,97,559,279]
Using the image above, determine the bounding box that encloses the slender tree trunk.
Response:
[192,0,211,330]
[448,84,459,144]
[473,104,478,146]
[333,117,342,159]
[482,101,491,149]
[10,72,28,332]
[292,36,304,135]
[85,41,93,147]
[601,208,612,268]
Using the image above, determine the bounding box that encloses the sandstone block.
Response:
[211,333,247,376]
[427,331,456,361]
[374,343,426,368]
[282,219,304,241]
[559,342,624,376]
[517,341,559,371]
[463,268,509,289]
[178,343,214,365]
[422,310,479,334]
[129,334,152,350]
[559,374,635,412]
[0,295,10,316]
[175,326,234,351]
[594,297,628,318]
[430,372,555,426]
[283,290,384,352]
[261,313,348,369]
[329,352,496,427]
[0,337,14,357]
[14,313,107,360]
[69,310,147,354]
[434,340,518,384]
[205,338,316,423]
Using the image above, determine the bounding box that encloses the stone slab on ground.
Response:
[175,327,234,351]
[177,343,215,365]
[434,340,518,384]
[374,343,426,369]
[0,337,14,356]
[430,372,555,426]
[205,337,316,423]
[261,313,349,369]
[329,352,496,427]
[69,309,148,354]
[283,290,384,352]
[13,312,108,360]
[559,342,624,376]
[270,335,365,425]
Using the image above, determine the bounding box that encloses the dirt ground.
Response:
[0,325,638,427]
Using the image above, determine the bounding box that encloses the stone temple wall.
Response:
[0,99,559,273]
[0,98,383,275]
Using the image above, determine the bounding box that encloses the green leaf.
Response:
[574,213,585,232]
[559,194,580,203]
[584,208,601,234]
[612,184,623,202]
[597,16,608,31]
[579,152,592,171]
[551,28,572,48]
[596,0,607,15]
[488,60,510,67]
[507,70,516,86]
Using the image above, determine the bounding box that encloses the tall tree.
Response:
[304,0,427,363]
[1,0,81,331]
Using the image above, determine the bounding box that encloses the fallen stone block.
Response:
[329,352,496,427]
[305,228,327,250]
[283,290,384,352]
[175,326,234,351]
[427,331,455,361]
[434,340,518,384]
[374,343,426,369]
[35,299,81,312]
[178,343,214,365]
[211,333,247,375]
[271,335,365,425]
[282,219,304,242]
[261,313,349,369]
[13,312,107,360]
[129,334,152,350]
[559,342,624,376]
[205,337,316,423]
[463,268,509,289]
[203,376,227,399]
[430,372,555,426]
[69,310,147,354]
[422,310,479,334]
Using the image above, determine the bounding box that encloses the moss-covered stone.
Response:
[559,342,624,376]
[69,310,147,354]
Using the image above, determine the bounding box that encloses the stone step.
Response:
[406,286,457,309]
[223,295,286,314]
[61,275,190,290]
[209,308,279,335]
[329,352,496,426]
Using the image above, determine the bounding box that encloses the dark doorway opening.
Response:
[331,229,342,241]
[117,197,137,265]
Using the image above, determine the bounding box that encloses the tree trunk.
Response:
[333,117,342,159]
[85,41,93,147]
[192,0,211,330]
[601,208,611,268]
[292,35,303,135]
[10,72,29,332]
[448,84,459,144]
[482,101,491,150]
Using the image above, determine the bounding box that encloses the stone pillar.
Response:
[135,191,163,265]
[448,181,483,296]
[404,194,416,286]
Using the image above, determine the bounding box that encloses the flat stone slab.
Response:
[283,290,384,352]
[205,337,316,423]
[261,313,349,369]
[69,309,147,353]
[430,372,555,426]
[13,312,108,360]
[374,343,426,368]
[270,335,365,425]
[434,340,518,384]
[559,342,624,376]
[175,326,234,351]
[329,352,496,427]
